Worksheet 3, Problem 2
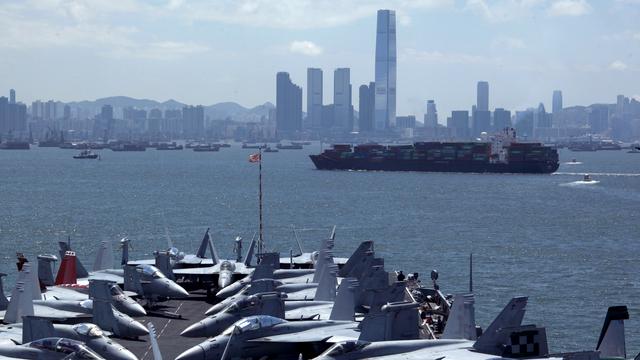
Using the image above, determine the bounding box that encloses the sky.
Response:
[0,0,639,122]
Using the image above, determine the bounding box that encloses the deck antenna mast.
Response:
[469,253,473,293]
[257,147,264,255]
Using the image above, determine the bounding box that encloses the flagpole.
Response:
[258,146,263,255]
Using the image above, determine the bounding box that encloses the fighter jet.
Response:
[310,298,629,360]
[27,252,146,317]
[0,337,105,360]
[0,263,149,339]
[0,316,137,360]
[176,300,423,360]
[278,226,348,269]
[53,239,189,304]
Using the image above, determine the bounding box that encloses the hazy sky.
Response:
[1,0,638,121]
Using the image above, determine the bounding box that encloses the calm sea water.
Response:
[1,144,638,355]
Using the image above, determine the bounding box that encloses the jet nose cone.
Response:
[167,281,189,298]
[128,302,147,317]
[215,283,240,299]
[175,345,206,360]
[181,320,210,338]
[130,320,150,337]
[109,347,139,360]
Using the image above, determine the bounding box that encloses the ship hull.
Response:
[309,155,559,174]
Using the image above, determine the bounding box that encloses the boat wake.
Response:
[561,180,600,186]
[562,161,583,165]
[555,172,640,177]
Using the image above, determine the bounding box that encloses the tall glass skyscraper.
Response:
[307,68,323,130]
[374,9,396,131]
[477,81,489,111]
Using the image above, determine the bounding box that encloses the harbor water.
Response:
[0,144,638,355]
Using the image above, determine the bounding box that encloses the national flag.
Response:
[249,153,261,163]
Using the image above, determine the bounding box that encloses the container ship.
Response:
[310,128,559,174]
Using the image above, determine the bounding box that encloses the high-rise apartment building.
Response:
[276,72,302,136]
[374,9,396,130]
[358,82,375,132]
[477,81,489,111]
[333,68,352,132]
[306,68,323,130]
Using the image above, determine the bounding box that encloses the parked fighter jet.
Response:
[28,252,146,317]
[52,240,189,303]
[279,226,348,269]
[0,316,138,360]
[176,300,422,360]
[0,263,149,339]
[0,337,105,360]
[311,298,630,360]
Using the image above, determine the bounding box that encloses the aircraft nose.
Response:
[181,320,208,338]
[129,320,150,337]
[167,281,189,298]
[175,345,206,360]
[205,302,225,316]
[108,346,139,360]
[218,275,232,289]
[215,281,242,299]
[116,298,147,317]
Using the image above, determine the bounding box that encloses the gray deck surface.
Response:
[119,291,215,360]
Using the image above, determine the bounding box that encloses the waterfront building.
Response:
[374,9,396,130]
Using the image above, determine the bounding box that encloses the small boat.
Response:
[276,143,303,150]
[193,145,220,152]
[242,143,266,149]
[264,147,279,153]
[628,146,640,153]
[156,142,184,150]
[0,141,30,150]
[571,158,577,163]
[583,174,593,182]
[73,149,99,159]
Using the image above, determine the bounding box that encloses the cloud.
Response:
[492,36,526,49]
[401,48,500,65]
[547,0,591,17]
[289,41,324,56]
[609,60,628,71]
[465,0,545,22]
[173,0,454,29]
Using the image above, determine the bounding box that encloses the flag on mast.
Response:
[249,153,261,163]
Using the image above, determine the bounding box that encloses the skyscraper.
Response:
[477,81,489,111]
[493,108,512,131]
[182,105,204,138]
[358,82,375,132]
[374,9,396,130]
[276,72,302,137]
[552,90,562,114]
[424,100,438,128]
[449,110,470,139]
[333,68,352,132]
[9,89,15,104]
[307,68,323,130]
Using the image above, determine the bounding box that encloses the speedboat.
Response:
[73,149,99,159]
[583,174,593,182]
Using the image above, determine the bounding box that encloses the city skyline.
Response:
[0,1,638,122]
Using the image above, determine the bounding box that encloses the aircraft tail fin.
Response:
[93,241,114,271]
[359,301,421,341]
[312,249,334,283]
[89,279,115,301]
[58,239,88,278]
[37,255,57,287]
[154,251,175,280]
[0,273,9,311]
[4,279,34,323]
[123,265,144,295]
[120,238,130,266]
[54,251,78,285]
[243,233,257,266]
[596,305,629,359]
[92,299,121,336]
[20,261,42,301]
[22,316,55,343]
[147,322,163,360]
[314,263,337,302]
[473,296,528,354]
[329,278,359,320]
[196,228,210,259]
[338,241,374,278]
[251,262,275,281]
[254,292,286,318]
[329,225,336,241]
[442,293,477,340]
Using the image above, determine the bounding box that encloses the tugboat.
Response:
[73,149,99,159]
